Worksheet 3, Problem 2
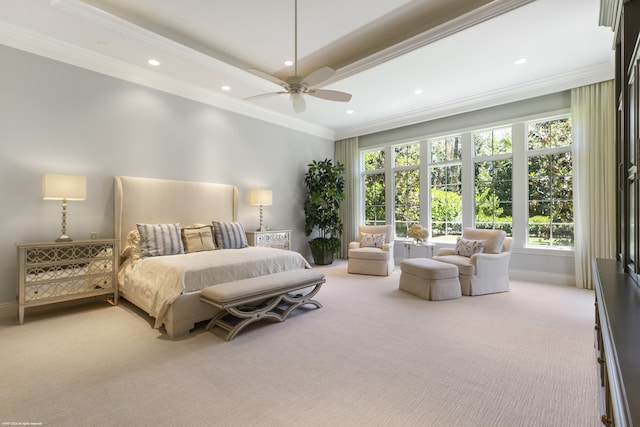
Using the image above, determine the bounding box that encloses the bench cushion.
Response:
[201,269,324,305]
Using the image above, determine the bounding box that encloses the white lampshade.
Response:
[42,173,86,201]
[250,189,272,206]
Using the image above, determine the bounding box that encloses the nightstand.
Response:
[246,230,291,250]
[16,239,119,324]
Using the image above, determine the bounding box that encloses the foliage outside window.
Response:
[394,144,420,237]
[527,117,573,247]
[363,149,386,226]
[430,135,462,241]
[473,127,513,234]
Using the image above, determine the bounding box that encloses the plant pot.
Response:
[309,238,339,265]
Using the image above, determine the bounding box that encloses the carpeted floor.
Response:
[0,260,599,426]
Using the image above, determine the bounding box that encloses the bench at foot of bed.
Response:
[200,269,325,341]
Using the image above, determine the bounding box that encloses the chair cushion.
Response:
[400,258,458,280]
[462,228,506,254]
[349,247,390,261]
[432,255,475,276]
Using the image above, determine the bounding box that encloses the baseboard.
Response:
[0,301,16,319]
[509,269,576,286]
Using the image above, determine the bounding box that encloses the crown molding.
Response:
[334,62,614,140]
[0,19,334,140]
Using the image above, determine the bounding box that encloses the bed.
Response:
[114,176,310,338]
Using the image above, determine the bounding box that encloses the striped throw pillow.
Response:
[136,223,184,257]
[212,221,248,249]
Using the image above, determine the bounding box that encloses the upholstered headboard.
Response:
[114,176,238,246]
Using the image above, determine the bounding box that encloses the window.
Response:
[429,135,462,241]
[363,149,386,226]
[473,127,513,234]
[359,113,574,250]
[394,143,420,237]
[527,117,573,247]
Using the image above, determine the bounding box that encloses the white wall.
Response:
[0,45,334,310]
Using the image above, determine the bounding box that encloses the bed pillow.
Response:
[360,232,386,248]
[212,221,248,249]
[136,223,184,257]
[455,237,485,257]
[181,225,216,253]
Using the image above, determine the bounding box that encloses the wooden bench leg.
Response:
[205,282,323,341]
[278,282,323,320]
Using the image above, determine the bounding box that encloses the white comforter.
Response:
[119,247,311,326]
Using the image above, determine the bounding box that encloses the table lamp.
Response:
[42,173,86,242]
[250,189,272,231]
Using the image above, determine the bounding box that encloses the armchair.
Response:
[348,225,395,276]
[433,228,512,296]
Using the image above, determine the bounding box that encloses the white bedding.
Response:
[119,247,311,327]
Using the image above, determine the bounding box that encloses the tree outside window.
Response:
[474,127,513,234]
[527,117,573,247]
[394,144,420,237]
[430,136,462,241]
[363,149,386,226]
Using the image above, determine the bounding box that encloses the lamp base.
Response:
[55,235,72,242]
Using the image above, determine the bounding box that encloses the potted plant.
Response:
[304,159,345,265]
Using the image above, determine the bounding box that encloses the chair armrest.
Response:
[348,242,361,250]
[382,242,393,253]
[437,247,456,256]
[470,252,511,277]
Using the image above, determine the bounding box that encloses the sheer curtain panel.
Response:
[572,80,616,289]
[335,137,360,258]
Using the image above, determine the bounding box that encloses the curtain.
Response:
[572,80,616,289]
[335,137,360,258]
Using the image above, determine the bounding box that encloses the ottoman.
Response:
[399,258,461,301]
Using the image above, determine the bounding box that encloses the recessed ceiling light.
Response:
[514,58,527,65]
[148,59,160,66]
[414,89,424,95]
[221,85,231,91]
[284,60,293,66]
[346,109,354,114]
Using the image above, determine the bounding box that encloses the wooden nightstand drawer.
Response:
[17,239,119,324]
[246,230,291,250]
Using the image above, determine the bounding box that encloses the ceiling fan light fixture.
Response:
[243,0,352,113]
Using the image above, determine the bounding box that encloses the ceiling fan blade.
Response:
[307,89,352,102]
[291,93,306,113]
[247,68,288,87]
[302,66,336,87]
[244,92,287,101]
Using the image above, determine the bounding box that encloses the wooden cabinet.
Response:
[16,239,119,324]
[592,258,640,426]
[246,230,291,250]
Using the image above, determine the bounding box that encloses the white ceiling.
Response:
[0,0,614,140]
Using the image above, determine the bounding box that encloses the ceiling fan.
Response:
[245,0,352,113]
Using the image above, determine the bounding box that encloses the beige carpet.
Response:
[0,260,599,427]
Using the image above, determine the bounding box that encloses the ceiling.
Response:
[0,0,615,140]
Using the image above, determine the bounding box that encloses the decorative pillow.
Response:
[136,223,184,257]
[463,228,506,254]
[181,225,216,253]
[360,232,386,248]
[456,237,485,257]
[212,221,248,249]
